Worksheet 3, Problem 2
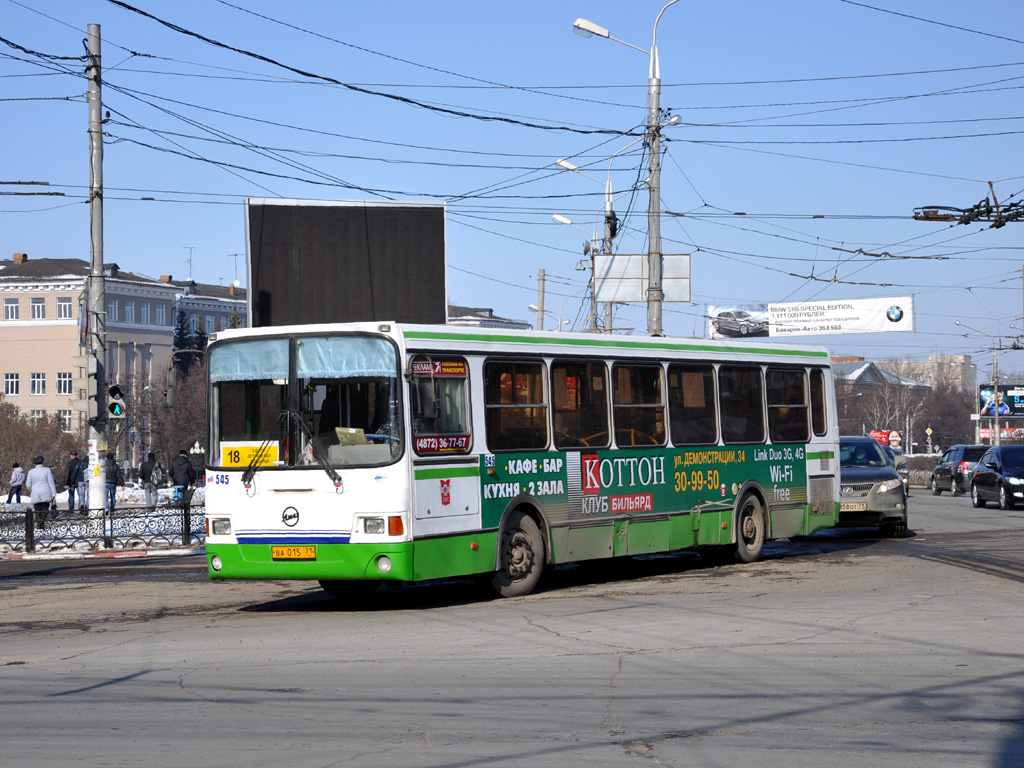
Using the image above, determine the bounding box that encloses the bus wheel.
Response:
[319,579,381,601]
[735,494,766,564]
[491,511,544,598]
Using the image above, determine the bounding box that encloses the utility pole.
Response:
[646,47,664,337]
[536,269,546,331]
[993,347,1001,446]
[86,23,107,523]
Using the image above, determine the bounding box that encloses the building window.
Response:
[107,299,118,322]
[31,297,45,320]
[189,313,199,333]
[3,373,18,396]
[58,409,72,432]
[29,410,44,424]
[30,372,45,395]
[57,296,72,319]
[124,301,135,323]
[57,371,72,395]
[205,314,215,332]
[140,302,150,324]
[3,298,17,320]
[155,304,166,325]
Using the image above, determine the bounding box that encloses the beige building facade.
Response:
[0,253,245,465]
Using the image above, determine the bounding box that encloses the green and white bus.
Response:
[204,322,840,598]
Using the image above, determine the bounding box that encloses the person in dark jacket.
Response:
[169,448,195,495]
[139,452,161,508]
[104,451,124,512]
[65,450,82,510]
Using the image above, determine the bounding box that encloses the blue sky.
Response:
[2,0,1023,378]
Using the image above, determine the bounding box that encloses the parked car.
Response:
[839,436,908,537]
[711,310,768,337]
[970,445,1024,509]
[930,444,988,496]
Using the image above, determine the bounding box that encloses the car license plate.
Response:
[840,502,867,512]
[271,545,316,561]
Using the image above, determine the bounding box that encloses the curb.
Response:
[1,546,205,562]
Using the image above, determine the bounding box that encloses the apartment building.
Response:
[0,253,245,460]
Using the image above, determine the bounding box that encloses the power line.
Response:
[839,1,1024,45]
[104,0,641,137]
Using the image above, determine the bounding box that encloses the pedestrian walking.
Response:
[170,449,196,505]
[104,451,124,512]
[76,452,89,513]
[139,451,161,508]
[6,462,26,505]
[65,450,82,510]
[24,456,56,526]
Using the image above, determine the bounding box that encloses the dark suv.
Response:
[930,444,988,496]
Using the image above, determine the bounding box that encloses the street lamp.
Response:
[553,213,601,330]
[956,320,1003,445]
[528,304,569,331]
[557,287,589,331]
[573,0,680,336]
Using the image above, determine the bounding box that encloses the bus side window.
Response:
[766,368,809,443]
[410,356,471,455]
[718,365,765,445]
[612,364,666,447]
[810,368,828,437]
[551,360,609,449]
[484,360,548,452]
[668,363,717,445]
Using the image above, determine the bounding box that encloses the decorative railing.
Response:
[0,504,206,554]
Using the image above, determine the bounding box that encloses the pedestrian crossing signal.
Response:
[108,384,127,419]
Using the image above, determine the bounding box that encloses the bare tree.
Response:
[918,382,974,450]
[150,364,206,465]
[0,395,82,492]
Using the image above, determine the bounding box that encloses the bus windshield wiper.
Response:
[241,411,287,486]
[291,411,344,489]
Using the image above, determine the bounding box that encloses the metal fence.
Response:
[0,504,206,554]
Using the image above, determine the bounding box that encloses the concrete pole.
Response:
[646,52,663,337]
[537,269,545,331]
[87,24,107,522]
[994,348,1001,446]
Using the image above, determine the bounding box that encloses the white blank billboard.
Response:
[594,254,690,303]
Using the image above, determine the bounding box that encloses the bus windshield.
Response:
[209,334,401,470]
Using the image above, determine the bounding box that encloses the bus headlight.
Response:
[376,555,392,573]
[211,518,232,536]
[211,555,223,571]
[364,517,386,535]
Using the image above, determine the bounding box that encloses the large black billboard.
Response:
[978,383,1024,418]
[246,199,446,327]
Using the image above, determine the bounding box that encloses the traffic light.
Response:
[71,354,100,421]
[108,384,127,419]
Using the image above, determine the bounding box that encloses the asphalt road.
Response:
[2,491,1023,768]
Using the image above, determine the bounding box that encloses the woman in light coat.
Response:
[24,455,57,523]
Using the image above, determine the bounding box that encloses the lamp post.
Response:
[557,286,590,331]
[553,213,601,330]
[956,320,1002,445]
[528,304,569,331]
[573,0,679,336]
